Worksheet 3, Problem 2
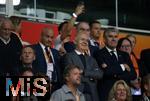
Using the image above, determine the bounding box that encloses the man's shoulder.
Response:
[51,85,66,96]
[31,43,41,50]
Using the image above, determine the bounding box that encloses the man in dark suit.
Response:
[32,27,61,93]
[62,31,103,101]
[140,48,150,74]
[94,28,136,101]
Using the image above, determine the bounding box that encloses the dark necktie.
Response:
[45,47,57,83]
[110,51,118,62]
[79,54,86,69]
[45,47,53,63]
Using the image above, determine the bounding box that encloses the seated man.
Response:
[16,46,36,75]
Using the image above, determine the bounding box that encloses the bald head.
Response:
[40,27,54,47]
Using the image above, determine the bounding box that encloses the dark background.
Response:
[16,0,150,30]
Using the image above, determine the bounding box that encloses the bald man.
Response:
[32,27,61,94]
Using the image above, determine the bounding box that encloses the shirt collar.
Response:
[62,85,82,96]
[39,42,51,52]
[75,49,84,55]
[39,42,46,49]
[0,37,11,44]
[89,38,96,45]
[106,46,117,53]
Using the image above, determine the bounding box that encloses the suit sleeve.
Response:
[84,56,103,80]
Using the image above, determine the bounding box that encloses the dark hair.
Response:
[9,16,22,27]
[21,45,36,55]
[89,20,101,29]
[63,64,81,82]
[20,67,34,76]
[117,37,132,49]
[103,27,118,38]
[58,21,68,32]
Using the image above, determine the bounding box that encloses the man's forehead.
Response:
[23,47,34,52]
[1,20,13,26]
[107,32,118,36]
[79,22,89,28]
[43,30,54,36]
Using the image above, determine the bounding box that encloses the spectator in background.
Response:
[32,27,61,93]
[54,21,68,55]
[64,21,100,56]
[89,20,102,48]
[116,37,149,101]
[140,48,150,74]
[126,34,136,52]
[94,28,136,101]
[141,74,150,101]
[16,46,36,75]
[20,46,36,68]
[0,18,23,76]
[64,21,91,54]
[10,16,30,46]
[54,2,84,56]
[62,31,103,101]
[126,34,140,70]
[50,64,85,101]
[117,37,144,77]
[108,80,132,101]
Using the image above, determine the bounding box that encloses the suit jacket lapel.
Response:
[72,51,85,70]
[103,47,114,62]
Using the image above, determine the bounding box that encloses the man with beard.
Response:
[50,64,85,101]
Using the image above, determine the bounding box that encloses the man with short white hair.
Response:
[0,18,23,76]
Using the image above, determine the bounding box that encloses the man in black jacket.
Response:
[0,18,22,76]
[94,27,136,101]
